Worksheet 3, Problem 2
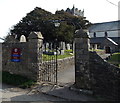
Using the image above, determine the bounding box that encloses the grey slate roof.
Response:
[90,37,120,45]
[107,38,118,45]
[89,20,120,33]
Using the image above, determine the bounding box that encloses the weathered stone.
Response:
[74,29,91,90]
[29,32,43,39]
[0,43,2,71]
[60,50,64,55]
[74,29,120,100]
[66,44,70,50]
[75,29,90,38]
[60,42,66,50]
[4,35,19,43]
[2,32,43,81]
[20,35,26,42]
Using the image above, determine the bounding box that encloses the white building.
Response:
[88,20,120,53]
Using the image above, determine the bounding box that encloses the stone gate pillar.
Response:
[74,29,92,90]
[28,32,43,81]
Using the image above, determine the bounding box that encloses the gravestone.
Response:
[46,43,49,49]
[60,50,64,55]
[66,44,70,50]
[60,42,66,50]
[20,35,26,42]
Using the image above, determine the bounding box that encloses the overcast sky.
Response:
[0,0,119,38]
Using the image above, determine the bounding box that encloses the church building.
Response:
[65,5,84,17]
[89,20,120,53]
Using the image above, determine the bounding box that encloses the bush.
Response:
[2,71,36,88]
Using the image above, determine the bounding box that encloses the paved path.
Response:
[97,53,111,59]
[1,83,65,102]
[58,65,75,84]
[1,65,100,102]
[29,65,98,101]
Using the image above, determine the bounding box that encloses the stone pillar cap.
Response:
[29,32,44,39]
[75,29,90,38]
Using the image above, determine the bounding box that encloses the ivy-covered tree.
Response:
[10,7,91,43]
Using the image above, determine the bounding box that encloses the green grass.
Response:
[57,53,73,59]
[89,49,105,52]
[64,49,73,53]
[108,52,120,62]
[42,49,73,61]
[107,52,120,68]
[2,71,36,88]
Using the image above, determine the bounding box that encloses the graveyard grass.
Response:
[43,49,73,61]
[107,52,120,68]
[108,52,120,62]
[2,71,36,88]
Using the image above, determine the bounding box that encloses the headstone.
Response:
[60,50,64,55]
[60,42,66,50]
[42,44,45,51]
[20,35,26,42]
[94,44,97,50]
[66,44,70,50]
[46,43,49,49]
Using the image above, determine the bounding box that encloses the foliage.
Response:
[2,71,36,88]
[10,7,91,43]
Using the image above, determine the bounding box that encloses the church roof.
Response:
[90,37,119,45]
[89,20,120,33]
[107,38,118,45]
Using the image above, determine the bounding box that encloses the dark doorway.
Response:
[105,46,111,53]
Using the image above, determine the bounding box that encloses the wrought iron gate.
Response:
[39,42,58,84]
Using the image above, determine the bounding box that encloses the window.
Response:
[94,32,96,37]
[105,32,108,37]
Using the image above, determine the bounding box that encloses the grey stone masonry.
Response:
[28,32,43,80]
[89,51,120,100]
[74,29,91,90]
[2,32,43,81]
[74,29,120,100]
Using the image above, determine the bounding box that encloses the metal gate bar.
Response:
[40,45,57,84]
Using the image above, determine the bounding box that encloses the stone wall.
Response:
[57,56,74,71]
[38,56,74,82]
[89,51,120,100]
[0,43,2,71]
[74,29,120,100]
[2,32,74,82]
[2,32,43,81]
[40,56,74,74]
[2,43,31,78]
